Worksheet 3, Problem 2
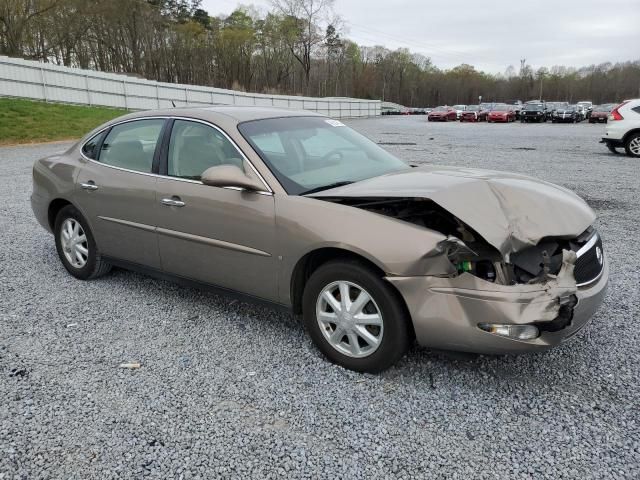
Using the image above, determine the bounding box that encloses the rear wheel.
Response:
[625,133,640,158]
[54,205,111,280]
[302,260,411,373]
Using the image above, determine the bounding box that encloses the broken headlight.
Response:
[437,236,498,283]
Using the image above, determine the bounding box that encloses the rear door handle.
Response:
[81,182,98,191]
[161,198,185,207]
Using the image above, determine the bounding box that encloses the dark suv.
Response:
[521,103,547,123]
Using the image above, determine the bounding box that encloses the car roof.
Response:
[112,105,324,125]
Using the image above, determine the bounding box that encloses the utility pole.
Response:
[539,74,544,100]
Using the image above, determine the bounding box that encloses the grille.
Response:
[574,235,604,286]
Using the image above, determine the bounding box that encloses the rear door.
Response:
[76,118,166,269]
[154,119,278,301]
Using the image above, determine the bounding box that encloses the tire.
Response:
[624,132,640,158]
[302,260,412,373]
[54,205,111,280]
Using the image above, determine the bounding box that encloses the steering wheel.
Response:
[320,147,359,163]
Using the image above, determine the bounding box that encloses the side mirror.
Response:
[201,164,266,192]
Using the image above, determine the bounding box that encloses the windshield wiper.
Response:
[301,181,355,195]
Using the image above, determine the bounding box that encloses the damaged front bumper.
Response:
[386,254,609,354]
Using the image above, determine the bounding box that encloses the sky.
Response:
[201,0,640,74]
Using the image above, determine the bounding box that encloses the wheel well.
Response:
[623,129,640,144]
[48,198,72,230]
[290,248,383,315]
[290,248,416,338]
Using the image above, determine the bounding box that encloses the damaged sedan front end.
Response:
[311,166,608,354]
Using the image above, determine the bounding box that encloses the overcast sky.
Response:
[201,0,639,73]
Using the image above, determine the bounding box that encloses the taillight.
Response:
[610,101,629,121]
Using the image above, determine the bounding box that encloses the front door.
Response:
[155,119,278,301]
[75,118,166,269]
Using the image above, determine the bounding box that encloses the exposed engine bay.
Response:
[324,197,596,286]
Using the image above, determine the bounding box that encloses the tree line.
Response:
[1,0,639,106]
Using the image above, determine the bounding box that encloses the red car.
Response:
[589,104,614,123]
[460,105,489,122]
[487,104,516,123]
[427,106,457,122]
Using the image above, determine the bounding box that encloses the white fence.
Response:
[0,56,380,118]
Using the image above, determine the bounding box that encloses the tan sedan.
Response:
[31,107,608,372]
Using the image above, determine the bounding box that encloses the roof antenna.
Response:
[171,100,176,108]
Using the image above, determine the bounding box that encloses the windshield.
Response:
[594,106,612,112]
[432,106,448,112]
[525,104,544,111]
[465,105,481,112]
[452,105,466,110]
[491,104,510,111]
[238,117,409,195]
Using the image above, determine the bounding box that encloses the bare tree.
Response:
[270,0,334,92]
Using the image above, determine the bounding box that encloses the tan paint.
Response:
[31,106,609,354]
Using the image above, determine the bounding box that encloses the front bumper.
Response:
[553,116,576,123]
[387,257,608,354]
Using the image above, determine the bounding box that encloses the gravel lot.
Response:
[1,118,639,479]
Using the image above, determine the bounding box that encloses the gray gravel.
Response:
[1,119,639,479]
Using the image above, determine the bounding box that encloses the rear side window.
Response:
[82,132,105,160]
[633,106,640,115]
[98,119,165,173]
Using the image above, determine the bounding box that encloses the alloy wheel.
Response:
[629,137,640,156]
[60,218,89,268]
[316,281,384,358]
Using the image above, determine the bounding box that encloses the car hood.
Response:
[310,165,595,257]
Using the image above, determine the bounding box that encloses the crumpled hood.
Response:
[311,165,595,257]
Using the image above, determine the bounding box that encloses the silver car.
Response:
[31,107,608,372]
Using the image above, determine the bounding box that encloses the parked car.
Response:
[601,99,640,157]
[577,101,593,118]
[552,106,580,123]
[545,102,568,121]
[427,106,457,122]
[574,105,588,121]
[589,104,614,123]
[31,107,609,372]
[487,104,516,123]
[521,103,547,122]
[506,100,523,119]
[460,105,488,122]
[452,105,467,120]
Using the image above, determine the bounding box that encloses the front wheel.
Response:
[54,205,111,280]
[302,260,411,373]
[625,133,640,158]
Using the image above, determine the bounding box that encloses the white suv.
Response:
[601,99,640,157]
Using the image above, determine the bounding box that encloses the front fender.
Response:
[275,195,452,304]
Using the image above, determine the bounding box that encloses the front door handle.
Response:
[161,197,185,207]
[81,182,99,191]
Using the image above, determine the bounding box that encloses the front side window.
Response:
[239,117,409,195]
[99,119,165,173]
[82,132,105,160]
[167,120,244,180]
